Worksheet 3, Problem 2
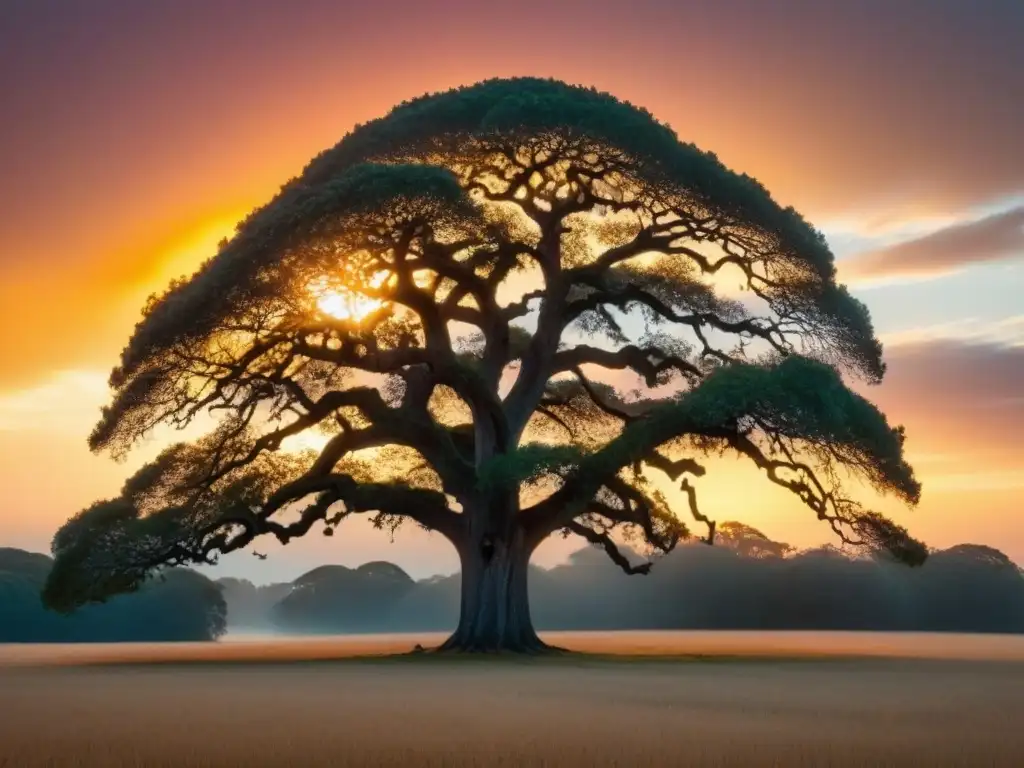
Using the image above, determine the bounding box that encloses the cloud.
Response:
[883,339,1024,413]
[0,370,107,433]
[864,339,1024,468]
[880,316,1024,349]
[840,206,1024,283]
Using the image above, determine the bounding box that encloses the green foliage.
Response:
[477,444,585,493]
[781,281,886,382]
[302,78,828,270]
[646,355,919,502]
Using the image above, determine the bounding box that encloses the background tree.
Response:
[44,78,924,652]
[712,521,793,560]
[216,577,292,630]
[213,541,1024,637]
[271,561,415,633]
[1,548,225,642]
[912,545,1024,632]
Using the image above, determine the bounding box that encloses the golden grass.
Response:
[3,629,1024,667]
[2,632,1023,766]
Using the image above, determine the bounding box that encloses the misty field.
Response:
[2,632,1024,767]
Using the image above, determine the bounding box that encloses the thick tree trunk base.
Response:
[433,631,567,655]
[434,527,562,655]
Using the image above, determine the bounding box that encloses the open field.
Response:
[2,632,1024,766]
[6,629,1024,666]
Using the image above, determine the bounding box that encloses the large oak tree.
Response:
[44,78,924,651]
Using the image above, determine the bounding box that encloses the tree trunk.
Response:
[438,525,549,653]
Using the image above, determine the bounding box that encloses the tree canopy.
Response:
[45,77,923,650]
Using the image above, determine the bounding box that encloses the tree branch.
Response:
[565,520,652,575]
[552,344,702,387]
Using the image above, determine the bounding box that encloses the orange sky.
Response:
[1,0,1022,581]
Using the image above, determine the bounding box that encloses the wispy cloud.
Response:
[863,339,1024,471]
[880,316,1024,349]
[0,370,107,433]
[840,206,1024,284]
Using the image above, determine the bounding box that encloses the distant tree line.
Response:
[0,548,225,642]
[6,525,1024,642]
[220,525,1024,636]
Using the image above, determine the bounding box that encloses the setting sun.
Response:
[315,289,381,321]
[309,273,390,322]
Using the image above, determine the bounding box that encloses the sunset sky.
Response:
[1,0,1021,584]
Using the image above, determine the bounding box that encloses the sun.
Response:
[308,274,388,322]
[315,289,382,321]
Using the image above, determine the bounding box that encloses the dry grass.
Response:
[4,629,1024,667]
[2,632,1023,766]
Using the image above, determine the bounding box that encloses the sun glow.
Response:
[309,273,390,322]
[279,430,333,454]
[279,429,385,462]
[315,290,382,321]
[154,214,248,286]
